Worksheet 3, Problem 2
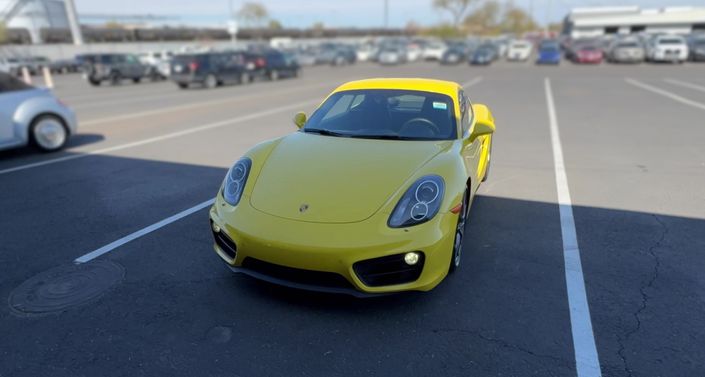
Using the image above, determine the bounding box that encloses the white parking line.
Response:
[545,78,602,377]
[626,78,705,111]
[81,82,332,127]
[462,76,483,88]
[663,78,705,94]
[74,199,215,263]
[0,98,320,175]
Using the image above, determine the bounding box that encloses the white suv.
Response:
[507,40,533,61]
[647,35,689,63]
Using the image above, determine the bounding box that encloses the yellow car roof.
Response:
[333,78,461,99]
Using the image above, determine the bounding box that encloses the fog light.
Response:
[212,222,221,233]
[404,252,420,266]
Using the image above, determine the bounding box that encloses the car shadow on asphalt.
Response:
[0,133,105,160]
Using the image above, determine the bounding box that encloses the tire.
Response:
[449,189,469,273]
[269,70,279,80]
[177,82,189,89]
[29,115,68,152]
[133,77,141,83]
[88,78,101,86]
[110,72,121,85]
[204,74,217,89]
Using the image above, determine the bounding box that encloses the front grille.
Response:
[241,257,352,289]
[212,224,237,260]
[353,252,425,287]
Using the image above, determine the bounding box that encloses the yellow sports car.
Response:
[209,78,495,296]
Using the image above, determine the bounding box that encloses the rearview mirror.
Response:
[293,112,307,129]
[470,104,495,141]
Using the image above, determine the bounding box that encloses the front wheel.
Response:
[30,115,68,152]
[449,190,469,273]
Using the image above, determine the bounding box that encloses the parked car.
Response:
[315,44,357,66]
[83,53,149,86]
[138,50,174,79]
[440,44,471,65]
[607,39,646,63]
[536,43,562,65]
[259,50,301,80]
[422,41,447,61]
[49,58,81,74]
[470,45,496,65]
[506,40,533,62]
[406,43,424,62]
[0,58,21,74]
[688,34,705,62]
[170,52,251,89]
[378,47,407,65]
[646,35,689,63]
[0,72,77,152]
[208,78,496,295]
[356,44,377,62]
[572,45,603,64]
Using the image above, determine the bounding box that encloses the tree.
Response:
[237,2,269,27]
[463,0,501,35]
[500,4,537,35]
[433,0,478,28]
[268,19,283,30]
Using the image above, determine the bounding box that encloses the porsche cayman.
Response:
[209,78,495,296]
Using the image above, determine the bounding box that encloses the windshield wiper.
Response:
[353,134,428,141]
[302,128,350,137]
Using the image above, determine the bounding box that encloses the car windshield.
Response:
[660,38,683,45]
[303,89,457,140]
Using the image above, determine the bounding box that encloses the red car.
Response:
[574,46,603,64]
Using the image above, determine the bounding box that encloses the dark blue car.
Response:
[536,46,561,65]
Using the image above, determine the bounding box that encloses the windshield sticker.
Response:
[433,102,448,110]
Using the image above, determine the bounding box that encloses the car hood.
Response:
[250,132,451,224]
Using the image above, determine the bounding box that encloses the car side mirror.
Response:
[293,112,307,129]
[469,103,495,141]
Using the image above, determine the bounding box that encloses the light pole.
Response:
[384,0,389,29]
[228,0,238,43]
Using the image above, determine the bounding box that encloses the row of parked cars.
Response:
[37,48,301,89]
[563,33,705,64]
[0,56,83,76]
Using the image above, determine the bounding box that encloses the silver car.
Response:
[0,72,77,152]
[607,39,646,63]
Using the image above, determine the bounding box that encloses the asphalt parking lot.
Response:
[1,60,704,377]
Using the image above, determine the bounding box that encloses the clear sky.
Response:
[74,0,703,28]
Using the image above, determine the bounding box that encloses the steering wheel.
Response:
[400,118,440,136]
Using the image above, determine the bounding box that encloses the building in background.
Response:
[563,6,705,39]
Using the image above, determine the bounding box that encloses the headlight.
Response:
[388,175,445,228]
[221,158,252,206]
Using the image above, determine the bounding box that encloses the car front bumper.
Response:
[208,194,457,295]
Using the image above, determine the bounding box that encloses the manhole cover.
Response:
[9,260,124,315]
